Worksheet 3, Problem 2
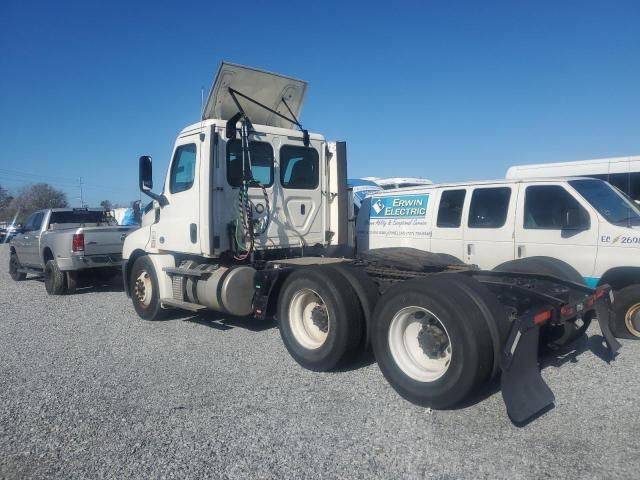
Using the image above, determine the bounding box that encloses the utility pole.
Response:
[78,177,84,207]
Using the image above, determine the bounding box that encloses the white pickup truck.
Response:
[9,208,136,294]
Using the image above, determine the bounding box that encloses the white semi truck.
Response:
[122,63,621,423]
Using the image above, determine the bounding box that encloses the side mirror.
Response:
[139,155,153,191]
[562,208,584,229]
[138,155,168,207]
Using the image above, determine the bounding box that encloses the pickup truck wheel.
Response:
[130,255,166,321]
[44,259,67,295]
[372,277,494,409]
[66,271,78,294]
[277,267,363,371]
[9,253,26,281]
[611,284,640,339]
[493,256,590,348]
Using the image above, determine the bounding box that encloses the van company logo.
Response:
[369,194,429,219]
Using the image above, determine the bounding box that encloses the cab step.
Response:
[160,298,207,312]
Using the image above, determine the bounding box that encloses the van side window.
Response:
[227,139,274,187]
[468,187,511,228]
[437,190,466,228]
[524,185,590,230]
[280,145,319,189]
[169,144,197,194]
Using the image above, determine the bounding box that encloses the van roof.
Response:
[373,176,604,194]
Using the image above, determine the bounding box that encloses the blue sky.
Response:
[1,0,638,207]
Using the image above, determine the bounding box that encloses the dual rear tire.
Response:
[277,266,366,371]
[371,275,502,409]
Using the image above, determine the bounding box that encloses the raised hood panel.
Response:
[203,62,308,129]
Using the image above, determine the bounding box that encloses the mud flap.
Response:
[501,320,554,424]
[595,292,622,355]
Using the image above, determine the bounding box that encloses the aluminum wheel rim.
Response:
[388,306,452,383]
[289,288,329,350]
[134,271,152,307]
[625,303,640,338]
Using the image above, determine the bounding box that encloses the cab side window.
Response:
[169,144,197,194]
[226,140,274,187]
[437,189,466,228]
[280,145,319,189]
[524,185,589,229]
[468,187,511,228]
[24,212,44,231]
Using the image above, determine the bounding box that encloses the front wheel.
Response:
[612,284,640,339]
[9,253,26,281]
[130,256,166,321]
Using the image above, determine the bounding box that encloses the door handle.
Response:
[467,244,473,256]
[517,245,524,258]
[300,204,306,215]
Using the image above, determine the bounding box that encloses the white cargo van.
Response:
[357,177,640,338]
[507,155,640,204]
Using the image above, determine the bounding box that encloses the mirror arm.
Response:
[141,188,169,207]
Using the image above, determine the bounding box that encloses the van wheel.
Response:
[277,267,363,371]
[493,256,590,347]
[44,259,67,295]
[130,255,166,321]
[372,276,494,409]
[611,284,640,339]
[9,252,26,281]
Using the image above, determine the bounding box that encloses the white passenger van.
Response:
[507,156,640,204]
[357,177,640,338]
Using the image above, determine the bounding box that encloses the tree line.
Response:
[0,183,139,223]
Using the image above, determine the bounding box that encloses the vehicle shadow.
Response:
[161,309,277,333]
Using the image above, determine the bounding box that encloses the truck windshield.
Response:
[49,210,112,225]
[569,179,640,227]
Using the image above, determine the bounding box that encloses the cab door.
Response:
[154,136,201,254]
[20,211,45,266]
[514,182,597,278]
[463,185,517,269]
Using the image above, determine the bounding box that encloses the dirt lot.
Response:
[1,243,638,479]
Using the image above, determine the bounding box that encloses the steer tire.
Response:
[611,284,640,339]
[493,256,591,347]
[277,267,363,372]
[9,253,27,281]
[44,259,67,295]
[372,276,494,409]
[130,255,166,321]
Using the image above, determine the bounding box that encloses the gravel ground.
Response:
[0,243,638,479]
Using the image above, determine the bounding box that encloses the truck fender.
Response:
[124,251,174,300]
[598,266,640,291]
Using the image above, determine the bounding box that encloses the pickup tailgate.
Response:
[80,226,137,258]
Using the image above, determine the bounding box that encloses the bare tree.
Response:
[0,184,15,222]
[6,183,68,220]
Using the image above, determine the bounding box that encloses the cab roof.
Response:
[178,118,325,142]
